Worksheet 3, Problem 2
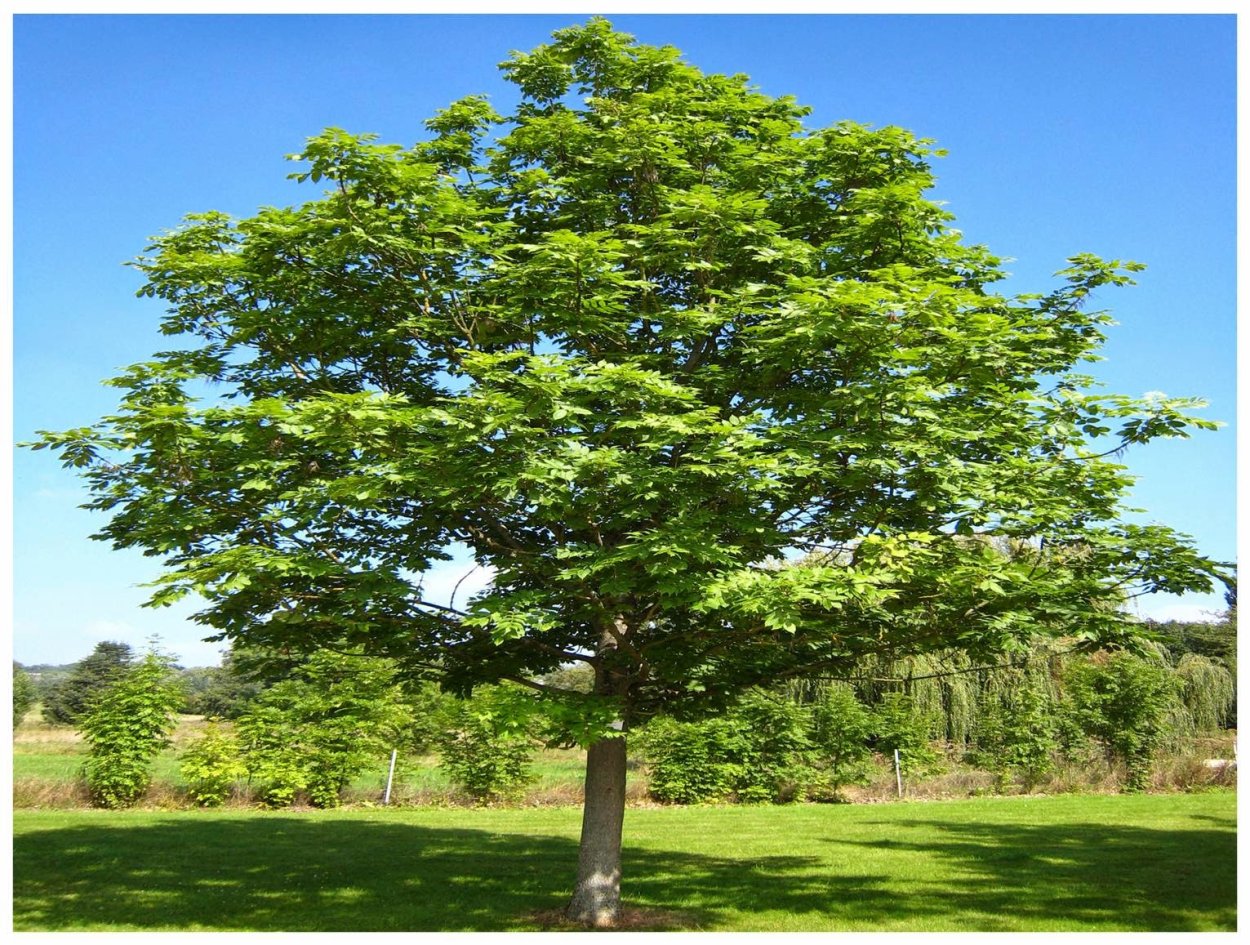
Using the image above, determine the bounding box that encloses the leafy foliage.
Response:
[437,686,537,802]
[640,689,812,803]
[870,692,942,778]
[179,722,248,806]
[807,683,874,796]
[79,652,184,808]
[235,651,408,808]
[29,20,1226,738]
[972,680,1060,791]
[13,663,36,729]
[42,641,134,726]
[1061,651,1180,791]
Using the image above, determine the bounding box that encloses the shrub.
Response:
[235,706,308,807]
[234,652,408,808]
[729,690,812,802]
[640,690,813,804]
[437,686,536,802]
[79,653,183,808]
[972,682,1059,791]
[179,722,247,806]
[808,683,874,797]
[13,663,36,729]
[1062,651,1181,792]
[871,692,942,778]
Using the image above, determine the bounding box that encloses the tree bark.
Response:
[566,732,627,926]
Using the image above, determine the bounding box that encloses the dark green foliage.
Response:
[180,651,265,719]
[638,716,742,804]
[13,663,36,728]
[1062,651,1180,791]
[399,680,455,755]
[437,686,537,802]
[807,683,874,797]
[235,651,408,808]
[42,641,134,726]
[179,722,247,806]
[727,691,812,802]
[871,693,942,778]
[640,690,812,804]
[79,653,184,808]
[972,681,1059,791]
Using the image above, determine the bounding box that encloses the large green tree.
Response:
[33,20,1225,925]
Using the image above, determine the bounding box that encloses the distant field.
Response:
[13,791,1236,932]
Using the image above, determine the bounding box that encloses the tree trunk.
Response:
[566,732,627,926]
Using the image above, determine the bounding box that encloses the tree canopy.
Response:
[31,18,1227,924]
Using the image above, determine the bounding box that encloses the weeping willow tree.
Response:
[1172,653,1235,734]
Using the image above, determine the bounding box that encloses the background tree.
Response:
[437,685,538,802]
[1061,651,1180,791]
[42,641,134,726]
[31,19,1227,925]
[807,683,874,799]
[235,650,408,808]
[180,647,267,719]
[13,663,36,729]
[79,651,184,808]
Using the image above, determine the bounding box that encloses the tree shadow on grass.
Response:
[13,816,841,931]
[13,810,1236,931]
[825,815,1236,932]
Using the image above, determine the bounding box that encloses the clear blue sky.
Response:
[13,14,1236,667]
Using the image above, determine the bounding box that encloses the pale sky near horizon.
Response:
[12,13,1236,667]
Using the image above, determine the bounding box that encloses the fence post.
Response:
[383,749,398,805]
[894,749,903,798]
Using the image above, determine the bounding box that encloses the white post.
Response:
[893,749,903,798]
[383,749,398,805]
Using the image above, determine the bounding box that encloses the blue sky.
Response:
[12,14,1236,667]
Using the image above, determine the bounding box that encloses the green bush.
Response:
[235,705,308,807]
[871,692,942,778]
[808,683,874,797]
[640,690,813,804]
[1062,651,1180,791]
[972,682,1059,791]
[437,686,536,802]
[13,663,36,729]
[79,653,183,809]
[179,722,248,806]
[639,715,743,804]
[729,691,812,802]
[236,651,408,808]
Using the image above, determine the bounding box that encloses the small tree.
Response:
[180,721,248,806]
[42,640,133,726]
[79,652,184,808]
[13,663,36,729]
[872,692,941,778]
[438,686,537,802]
[808,683,874,799]
[236,650,408,808]
[973,681,1059,792]
[638,715,741,804]
[1062,651,1180,791]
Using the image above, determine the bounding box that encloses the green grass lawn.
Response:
[12,790,1235,931]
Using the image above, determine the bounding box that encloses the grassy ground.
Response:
[12,791,1235,932]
